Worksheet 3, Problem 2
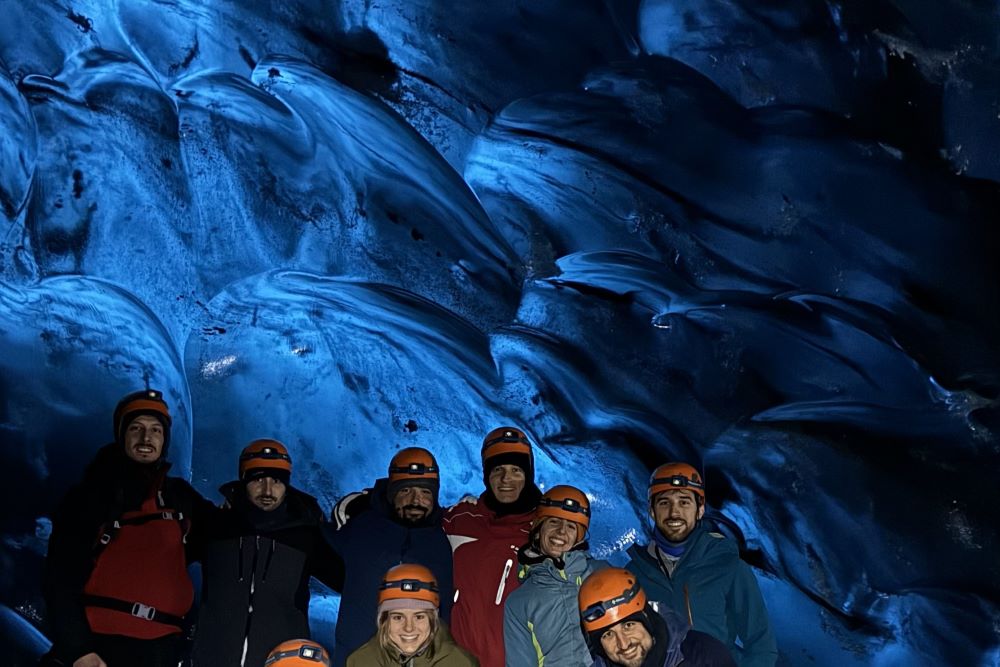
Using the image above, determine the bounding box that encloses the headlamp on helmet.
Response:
[647,462,705,503]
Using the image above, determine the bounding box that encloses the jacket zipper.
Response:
[239,535,261,667]
[683,582,693,627]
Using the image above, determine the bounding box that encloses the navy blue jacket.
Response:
[323,478,454,667]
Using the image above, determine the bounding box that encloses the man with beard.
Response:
[324,447,453,667]
[189,439,344,667]
[442,427,542,667]
[625,463,777,667]
[40,389,216,667]
[579,567,734,667]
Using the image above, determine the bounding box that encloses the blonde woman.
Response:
[347,563,478,667]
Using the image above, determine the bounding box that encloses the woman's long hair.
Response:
[377,609,440,659]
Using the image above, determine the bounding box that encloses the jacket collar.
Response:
[517,548,591,583]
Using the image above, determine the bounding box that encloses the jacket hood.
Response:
[482,481,542,516]
[649,603,691,665]
[474,493,536,526]
[83,441,170,483]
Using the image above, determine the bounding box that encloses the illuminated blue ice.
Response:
[1,1,998,665]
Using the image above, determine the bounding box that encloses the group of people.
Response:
[39,389,778,667]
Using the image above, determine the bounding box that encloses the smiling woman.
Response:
[346,564,476,667]
[503,485,603,667]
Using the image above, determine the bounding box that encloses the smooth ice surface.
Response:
[1,1,999,665]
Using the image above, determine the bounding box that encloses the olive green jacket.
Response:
[346,624,479,667]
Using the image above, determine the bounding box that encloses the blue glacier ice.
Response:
[1,1,999,665]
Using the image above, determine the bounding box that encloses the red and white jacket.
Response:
[443,496,533,667]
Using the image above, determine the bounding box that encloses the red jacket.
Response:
[443,496,533,667]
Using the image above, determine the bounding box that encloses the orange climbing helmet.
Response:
[387,447,440,499]
[648,462,704,502]
[264,639,330,666]
[533,485,591,542]
[113,389,172,448]
[578,567,647,633]
[239,439,292,483]
[481,426,532,463]
[378,563,440,610]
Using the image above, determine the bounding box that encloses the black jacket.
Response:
[189,482,344,667]
[41,443,215,665]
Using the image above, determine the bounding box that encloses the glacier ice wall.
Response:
[2,1,999,665]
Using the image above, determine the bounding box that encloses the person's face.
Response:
[537,517,579,559]
[488,464,525,503]
[651,489,704,542]
[123,415,165,464]
[393,486,435,523]
[386,608,434,656]
[600,619,654,667]
[246,475,287,511]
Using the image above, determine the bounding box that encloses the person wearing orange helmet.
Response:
[442,426,543,667]
[578,567,733,667]
[503,484,607,666]
[625,463,776,666]
[324,447,454,667]
[189,439,343,667]
[265,639,331,666]
[40,389,216,667]
[346,564,477,666]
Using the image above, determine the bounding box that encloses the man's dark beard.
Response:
[397,504,430,523]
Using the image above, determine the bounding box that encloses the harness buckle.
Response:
[99,534,112,545]
[131,602,156,621]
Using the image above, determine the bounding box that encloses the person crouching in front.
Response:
[347,564,478,667]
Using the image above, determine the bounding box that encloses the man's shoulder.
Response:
[51,480,103,525]
[162,474,206,506]
[624,541,656,569]
[691,528,740,563]
[331,489,372,528]
[442,496,488,526]
[680,628,737,666]
[583,554,610,576]
[286,487,325,522]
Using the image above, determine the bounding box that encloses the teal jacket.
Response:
[625,525,777,667]
[503,549,606,667]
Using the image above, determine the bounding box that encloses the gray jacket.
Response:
[503,549,606,667]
